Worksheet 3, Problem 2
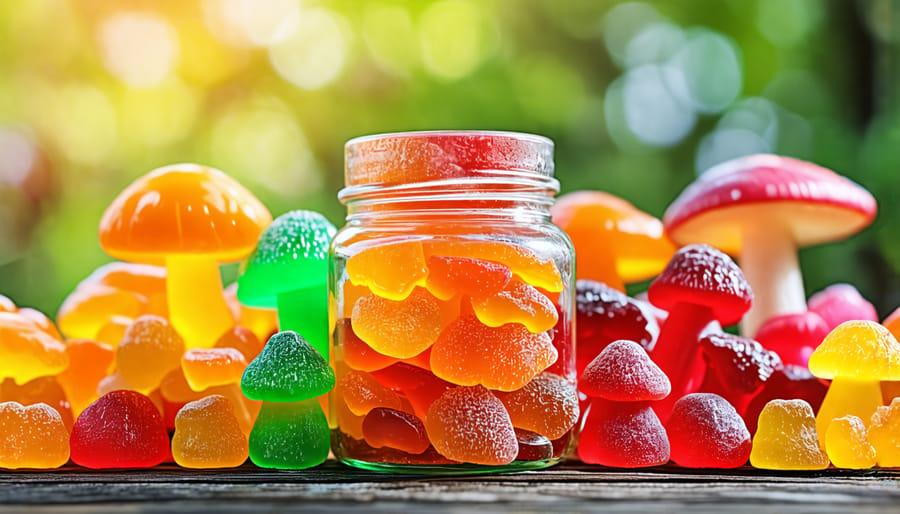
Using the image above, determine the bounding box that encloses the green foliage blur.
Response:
[0,0,897,318]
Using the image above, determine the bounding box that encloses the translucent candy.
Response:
[424,240,563,293]
[666,393,751,468]
[95,315,132,347]
[337,370,404,416]
[575,280,660,376]
[698,332,781,416]
[494,373,579,440]
[346,241,428,301]
[57,339,115,416]
[578,399,670,468]
[0,402,70,469]
[744,365,827,434]
[224,283,277,343]
[182,348,248,391]
[240,331,334,402]
[808,283,878,330]
[171,394,249,469]
[1,377,74,433]
[425,255,512,301]
[430,315,557,391]
[867,398,900,467]
[580,340,670,402]
[248,399,330,470]
[362,407,430,455]
[424,386,518,465]
[351,288,444,359]
[340,281,372,319]
[214,325,264,362]
[371,363,454,420]
[336,394,366,440]
[825,415,875,469]
[0,312,69,385]
[471,279,559,333]
[57,284,146,340]
[116,315,185,393]
[70,390,170,469]
[808,320,900,440]
[18,308,63,341]
[515,429,554,462]
[749,399,829,470]
[340,319,399,372]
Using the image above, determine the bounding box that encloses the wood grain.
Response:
[2,461,900,512]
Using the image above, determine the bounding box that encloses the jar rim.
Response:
[344,129,553,148]
[343,130,555,192]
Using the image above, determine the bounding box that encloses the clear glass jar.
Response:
[330,131,576,474]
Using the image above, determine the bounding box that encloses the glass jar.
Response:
[330,131,576,474]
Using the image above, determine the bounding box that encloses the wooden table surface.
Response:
[2,460,900,513]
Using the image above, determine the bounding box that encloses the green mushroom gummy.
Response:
[237,210,336,358]
[241,330,335,402]
[248,399,330,470]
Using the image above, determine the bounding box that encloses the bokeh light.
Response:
[362,5,419,76]
[621,65,696,147]
[420,0,496,80]
[209,97,322,197]
[202,0,300,48]
[269,8,348,90]
[99,12,179,88]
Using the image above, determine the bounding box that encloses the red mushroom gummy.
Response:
[575,279,660,377]
[698,332,781,420]
[663,154,876,336]
[647,244,753,421]
[578,340,671,467]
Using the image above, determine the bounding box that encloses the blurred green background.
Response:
[0,0,898,318]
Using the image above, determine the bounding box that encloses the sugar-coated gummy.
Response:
[172,394,249,469]
[578,399,669,468]
[424,386,518,466]
[825,415,875,469]
[580,340,670,402]
[666,393,751,468]
[70,390,170,469]
[240,331,335,402]
[248,399,330,470]
[749,399,829,470]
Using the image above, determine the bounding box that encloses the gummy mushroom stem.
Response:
[739,223,806,337]
[650,303,713,422]
[275,287,329,359]
[166,255,234,348]
[815,377,884,442]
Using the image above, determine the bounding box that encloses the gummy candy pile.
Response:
[334,239,575,466]
[2,153,900,473]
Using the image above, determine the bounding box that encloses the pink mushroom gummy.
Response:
[663,154,877,336]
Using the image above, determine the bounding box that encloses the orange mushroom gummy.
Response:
[99,164,272,348]
[808,320,900,441]
[551,191,675,291]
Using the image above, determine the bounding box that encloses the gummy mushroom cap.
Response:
[808,320,900,380]
[99,163,273,265]
[664,155,877,253]
[551,191,676,287]
[647,244,752,326]
[237,210,337,308]
[580,339,671,401]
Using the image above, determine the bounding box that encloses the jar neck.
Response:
[341,177,558,225]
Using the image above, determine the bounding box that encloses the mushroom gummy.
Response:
[330,131,576,473]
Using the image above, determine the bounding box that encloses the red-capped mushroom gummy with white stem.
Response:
[663,154,876,337]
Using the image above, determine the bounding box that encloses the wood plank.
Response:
[2,462,900,512]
